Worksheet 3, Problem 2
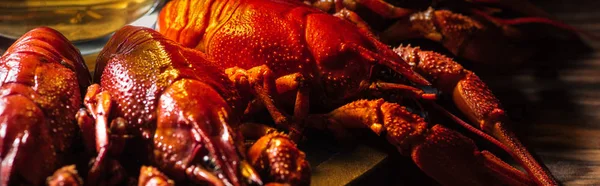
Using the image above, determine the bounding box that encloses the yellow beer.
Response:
[0,0,158,41]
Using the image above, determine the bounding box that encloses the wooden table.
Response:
[493,1,600,185]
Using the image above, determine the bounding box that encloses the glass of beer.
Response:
[0,0,162,42]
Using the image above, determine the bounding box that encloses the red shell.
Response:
[0,27,91,185]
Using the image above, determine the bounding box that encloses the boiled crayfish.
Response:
[78,25,309,186]
[158,0,557,185]
[0,27,91,185]
[306,0,581,66]
[306,0,554,19]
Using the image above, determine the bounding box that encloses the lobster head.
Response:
[94,26,260,185]
[154,78,261,186]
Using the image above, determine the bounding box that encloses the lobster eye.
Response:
[203,155,220,171]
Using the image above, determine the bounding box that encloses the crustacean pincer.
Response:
[158,0,556,185]
[305,0,554,20]
[306,0,582,66]
[394,45,557,184]
[78,25,308,186]
[240,123,310,186]
[77,25,259,185]
[0,27,92,185]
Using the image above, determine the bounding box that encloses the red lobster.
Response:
[0,27,91,185]
[158,0,556,185]
[306,0,583,66]
[306,0,554,19]
[78,25,309,185]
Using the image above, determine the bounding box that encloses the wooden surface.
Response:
[0,0,599,185]
[302,1,600,185]
[490,1,600,185]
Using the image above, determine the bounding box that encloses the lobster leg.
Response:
[79,85,110,184]
[76,109,96,155]
[82,84,110,155]
[278,73,311,121]
[394,45,557,185]
[226,66,287,123]
[225,66,310,141]
[307,99,533,185]
[78,84,131,185]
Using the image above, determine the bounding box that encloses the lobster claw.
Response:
[451,72,557,185]
[411,125,534,186]
[393,45,557,185]
[246,130,310,186]
[87,25,263,186]
[382,8,533,66]
[238,123,310,186]
[306,99,537,186]
[153,79,261,186]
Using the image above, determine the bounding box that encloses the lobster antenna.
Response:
[471,9,600,41]
[470,0,552,18]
